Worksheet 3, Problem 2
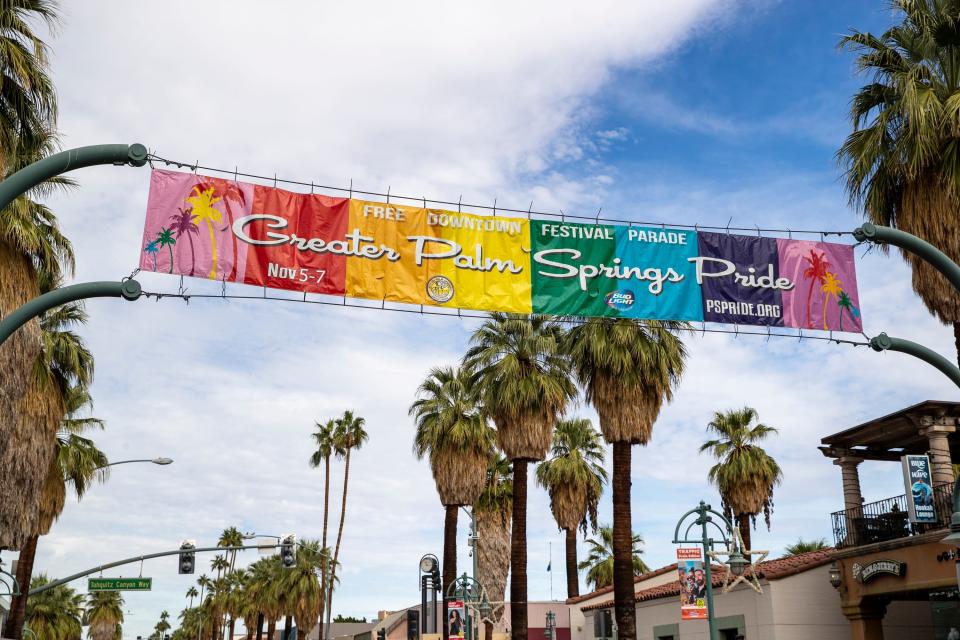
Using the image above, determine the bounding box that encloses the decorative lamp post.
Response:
[671,501,737,640]
[445,573,487,640]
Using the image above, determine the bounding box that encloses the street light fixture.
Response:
[828,562,842,589]
[726,550,750,577]
[95,457,175,470]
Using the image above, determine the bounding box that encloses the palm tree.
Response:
[535,417,607,598]
[308,418,337,630]
[85,592,124,640]
[838,2,960,364]
[186,185,223,279]
[464,313,575,640]
[564,318,686,640]
[169,207,199,275]
[578,526,649,591]
[324,411,368,640]
[279,539,329,635]
[246,557,283,640]
[25,574,83,640]
[0,131,77,552]
[4,297,98,640]
[216,526,244,640]
[411,364,495,631]
[699,407,783,550]
[0,0,59,166]
[474,453,512,640]
[211,555,229,581]
[782,538,829,557]
[186,586,199,608]
[159,610,171,638]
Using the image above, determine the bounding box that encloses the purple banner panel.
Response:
[695,232,786,327]
[778,238,862,332]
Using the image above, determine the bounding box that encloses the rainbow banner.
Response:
[139,169,863,332]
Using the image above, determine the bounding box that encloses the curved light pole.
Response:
[96,457,173,469]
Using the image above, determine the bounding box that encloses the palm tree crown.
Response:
[464,313,574,461]
[85,591,124,640]
[411,365,495,506]
[578,526,649,591]
[700,407,782,545]
[536,417,606,533]
[838,1,960,333]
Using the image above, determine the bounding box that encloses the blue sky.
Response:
[14,0,960,636]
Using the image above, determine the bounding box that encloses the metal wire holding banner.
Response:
[138,287,872,348]
[145,153,857,238]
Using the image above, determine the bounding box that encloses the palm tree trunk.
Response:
[326,448,353,640]
[318,455,331,633]
[953,322,960,368]
[267,618,276,640]
[510,460,528,640]
[255,614,264,640]
[737,513,752,551]
[2,533,38,639]
[282,616,292,640]
[442,505,459,640]
[611,442,636,640]
[564,528,579,598]
[229,617,236,640]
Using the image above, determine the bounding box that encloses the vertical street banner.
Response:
[140,169,864,331]
[901,454,937,524]
[676,548,708,620]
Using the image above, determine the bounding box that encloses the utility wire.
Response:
[140,287,871,347]
[146,153,855,238]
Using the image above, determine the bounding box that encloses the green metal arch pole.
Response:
[852,223,960,539]
[27,542,291,596]
[0,280,142,346]
[0,143,147,213]
[0,143,148,348]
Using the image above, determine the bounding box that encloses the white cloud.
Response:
[19,1,750,635]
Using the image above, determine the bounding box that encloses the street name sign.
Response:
[88,577,152,591]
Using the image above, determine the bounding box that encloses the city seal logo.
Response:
[605,289,635,311]
[426,275,455,303]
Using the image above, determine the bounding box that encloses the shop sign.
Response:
[901,454,937,524]
[853,559,905,583]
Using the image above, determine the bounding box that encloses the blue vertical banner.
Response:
[901,454,936,524]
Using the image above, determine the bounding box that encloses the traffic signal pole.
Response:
[28,542,293,596]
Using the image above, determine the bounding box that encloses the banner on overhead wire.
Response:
[139,169,864,331]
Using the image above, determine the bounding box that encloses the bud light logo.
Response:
[605,290,635,311]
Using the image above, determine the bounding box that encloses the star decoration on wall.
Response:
[707,527,768,594]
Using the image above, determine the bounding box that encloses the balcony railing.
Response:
[830,482,954,549]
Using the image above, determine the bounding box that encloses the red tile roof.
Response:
[579,549,834,611]
[565,563,679,605]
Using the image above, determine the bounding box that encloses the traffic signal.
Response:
[377,629,386,640]
[280,534,296,568]
[407,609,419,640]
[178,540,196,574]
